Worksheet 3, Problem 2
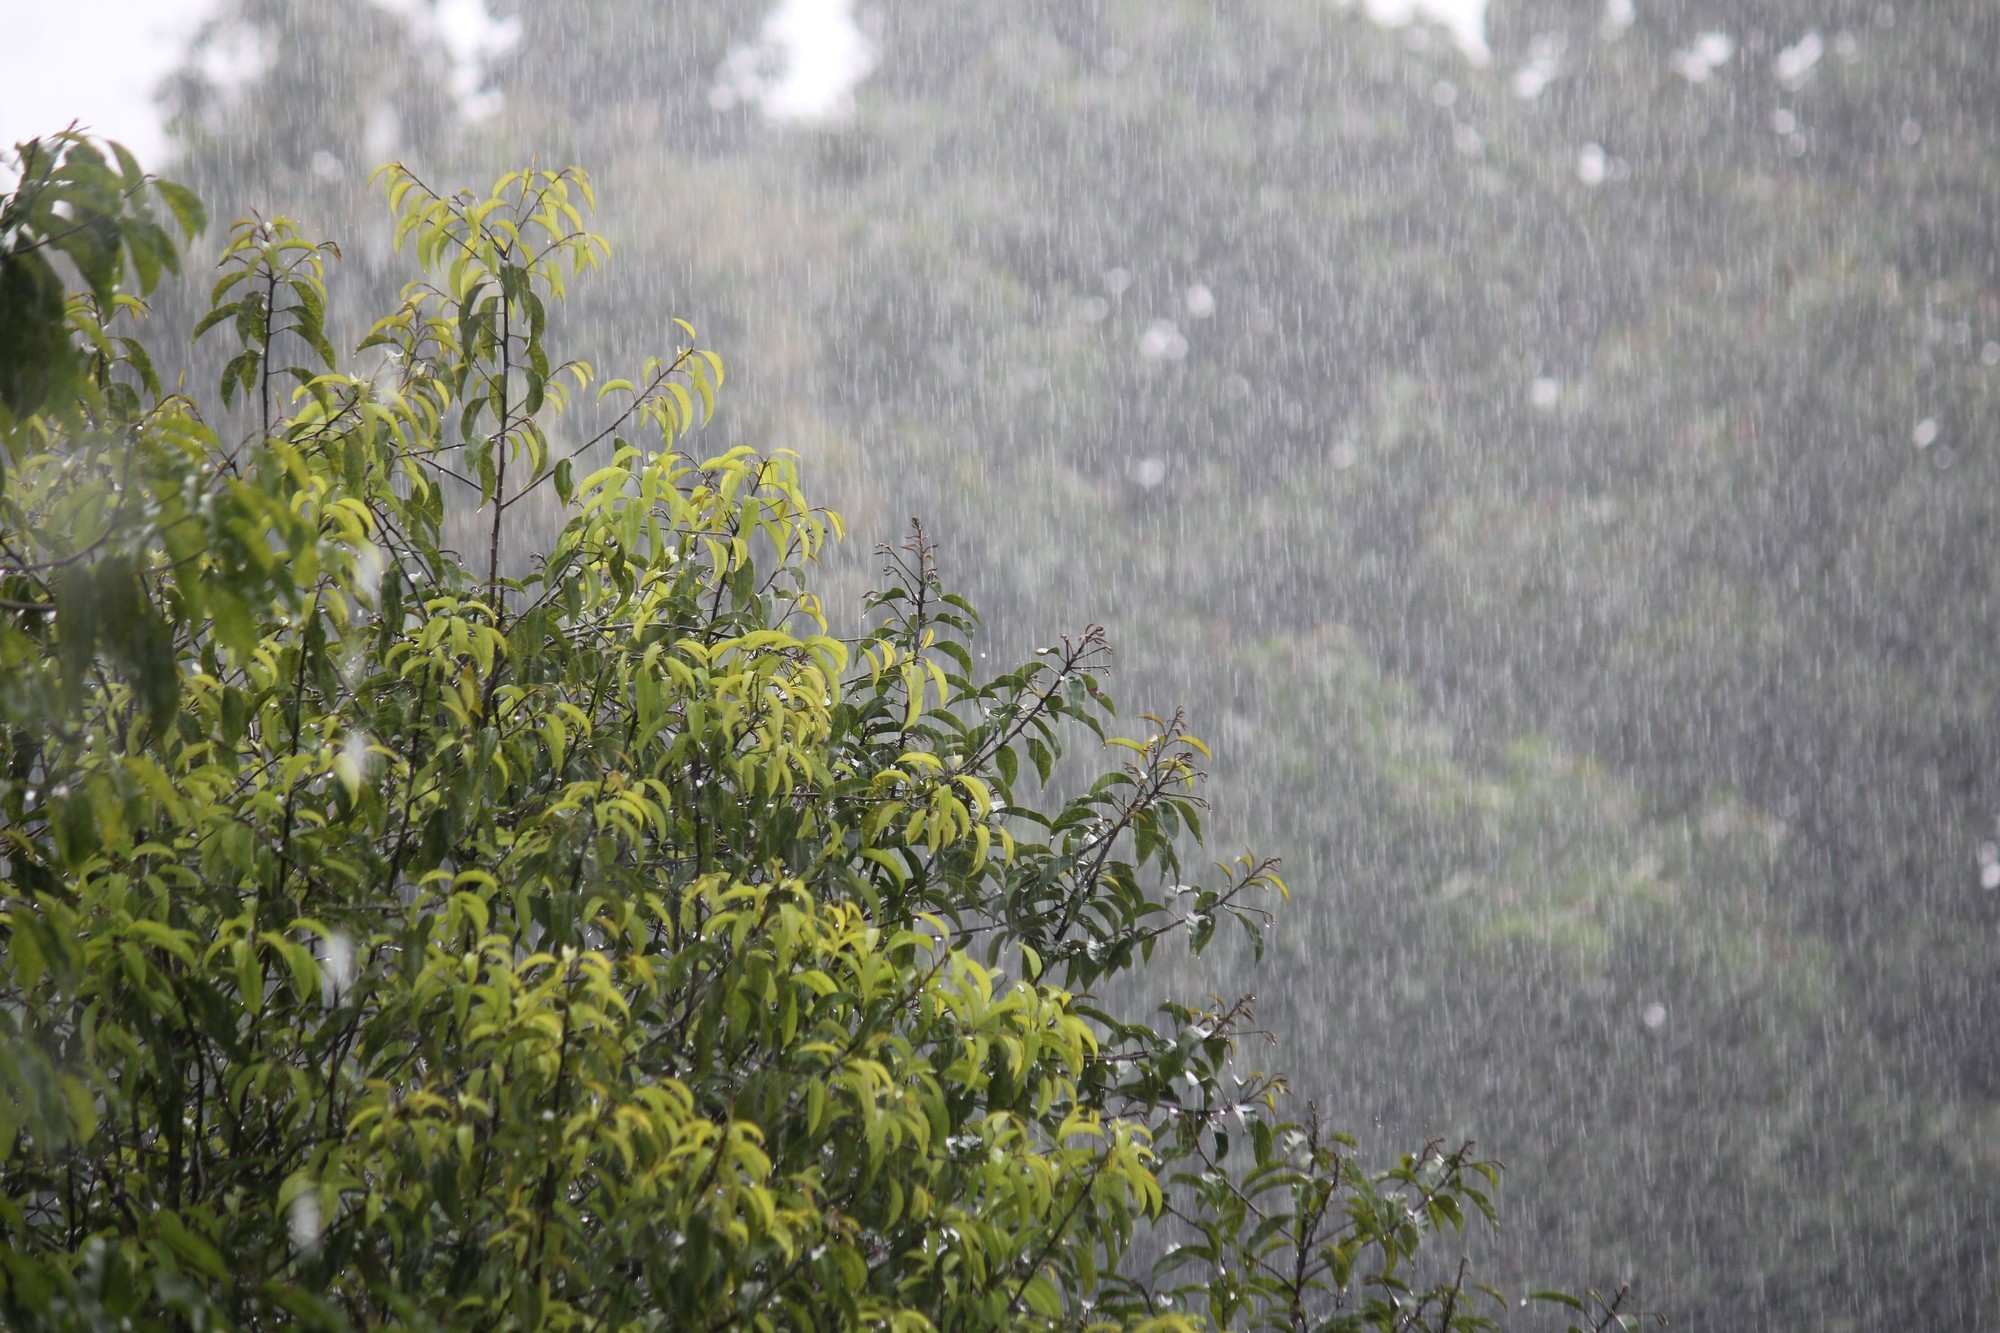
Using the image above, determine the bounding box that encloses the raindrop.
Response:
[1530,376,1561,410]
[1672,31,1734,83]
[1330,442,1361,471]
[1184,284,1216,319]
[1981,843,2000,889]
[1103,266,1132,295]
[1576,142,1608,186]
[1075,295,1110,323]
[1771,108,1798,136]
[1601,0,1635,40]
[1431,80,1458,109]
[1131,456,1168,489]
[1453,123,1484,156]
[1773,31,1824,89]
[1138,319,1189,362]
[1980,341,2000,366]
[1912,418,1939,448]
[1642,1002,1668,1029]
[353,543,385,600]
[320,931,357,1005]
[1899,119,1923,146]
[1694,31,1736,66]
[310,150,344,181]
[1513,34,1563,99]
[289,1190,322,1255]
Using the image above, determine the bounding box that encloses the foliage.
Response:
[120,0,2000,1324]
[0,137,1599,1332]
[465,4,2000,1323]
[0,128,203,427]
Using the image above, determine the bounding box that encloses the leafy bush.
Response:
[0,133,1598,1332]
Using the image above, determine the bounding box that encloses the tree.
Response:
[0,132,1602,1332]
[133,0,2000,1322]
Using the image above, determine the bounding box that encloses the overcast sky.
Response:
[0,0,217,162]
[1,0,1487,169]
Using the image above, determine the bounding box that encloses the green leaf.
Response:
[0,252,73,418]
[151,1211,229,1281]
[994,744,1018,789]
[191,302,242,343]
[1026,736,1053,785]
[153,178,208,238]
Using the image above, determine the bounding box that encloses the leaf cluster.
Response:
[0,129,202,429]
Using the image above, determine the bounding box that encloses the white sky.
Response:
[0,0,219,163]
[713,0,881,121]
[1365,0,1488,61]
[0,0,1488,169]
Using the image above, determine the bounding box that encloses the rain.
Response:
[7,0,2000,1325]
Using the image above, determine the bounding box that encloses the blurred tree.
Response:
[163,0,458,213]
[491,0,768,147]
